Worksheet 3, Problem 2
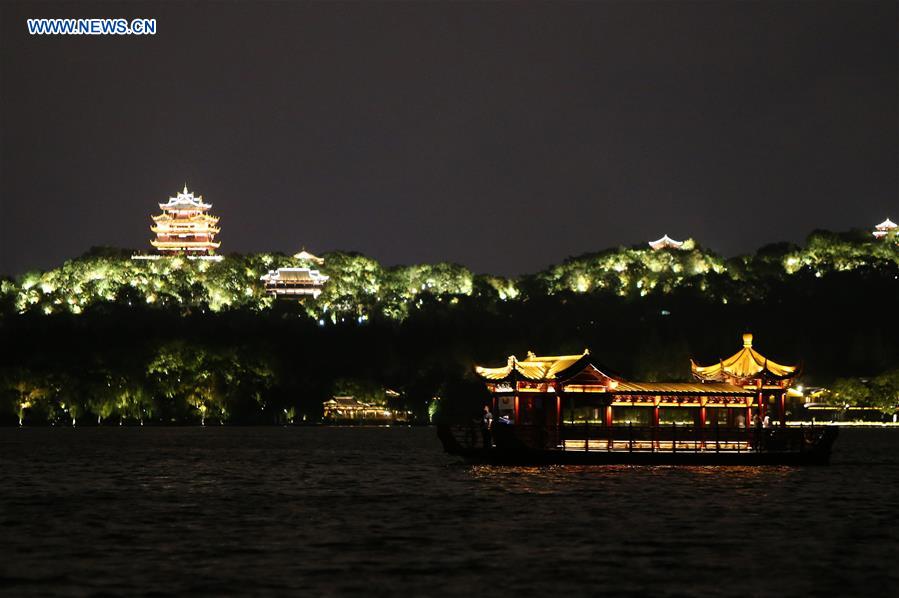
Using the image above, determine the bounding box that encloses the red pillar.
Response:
[699,405,706,449]
[653,405,660,450]
[513,395,520,424]
[779,392,786,427]
[605,405,614,450]
[556,396,561,427]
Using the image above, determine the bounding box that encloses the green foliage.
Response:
[531,242,728,298]
[823,370,899,413]
[0,230,897,425]
[332,379,390,406]
[0,341,276,426]
[782,230,899,275]
[826,378,874,408]
[3,232,896,321]
[146,342,275,424]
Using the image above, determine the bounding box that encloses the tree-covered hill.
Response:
[1,230,897,425]
[3,229,896,320]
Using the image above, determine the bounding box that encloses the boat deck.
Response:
[561,439,751,452]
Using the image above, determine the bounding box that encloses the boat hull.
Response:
[438,424,838,466]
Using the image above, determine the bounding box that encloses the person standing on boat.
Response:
[482,405,494,449]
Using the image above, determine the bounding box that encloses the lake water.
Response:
[2,426,898,596]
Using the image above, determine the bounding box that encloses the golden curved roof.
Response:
[475,350,590,381]
[691,333,797,381]
[613,381,752,395]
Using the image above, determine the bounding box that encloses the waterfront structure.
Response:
[322,396,411,424]
[691,333,798,426]
[260,267,329,298]
[872,218,897,239]
[648,234,684,250]
[150,185,221,254]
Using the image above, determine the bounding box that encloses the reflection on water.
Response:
[1,427,898,595]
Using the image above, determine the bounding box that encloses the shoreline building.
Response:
[322,396,411,424]
[150,185,221,255]
[648,234,684,250]
[872,218,897,240]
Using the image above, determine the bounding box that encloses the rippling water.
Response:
[2,427,898,596]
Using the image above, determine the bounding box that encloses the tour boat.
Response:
[438,335,839,465]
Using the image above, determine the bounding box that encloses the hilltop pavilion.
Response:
[294,249,325,265]
[648,234,684,250]
[873,218,897,239]
[261,267,329,299]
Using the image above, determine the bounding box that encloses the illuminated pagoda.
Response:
[648,234,684,250]
[260,267,329,299]
[691,333,799,426]
[872,218,897,239]
[150,185,221,255]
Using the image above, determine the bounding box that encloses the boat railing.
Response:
[559,423,827,453]
[559,423,756,453]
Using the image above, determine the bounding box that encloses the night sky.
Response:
[1,1,896,277]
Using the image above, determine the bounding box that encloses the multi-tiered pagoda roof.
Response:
[150,185,221,254]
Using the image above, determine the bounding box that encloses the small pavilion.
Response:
[648,234,684,250]
[691,333,799,426]
[260,267,329,299]
[294,249,325,265]
[872,218,897,240]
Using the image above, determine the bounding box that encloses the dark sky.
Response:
[1,1,896,277]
